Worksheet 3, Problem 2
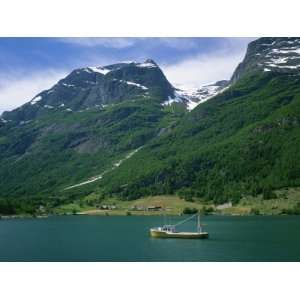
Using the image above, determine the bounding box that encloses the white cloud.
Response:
[0,38,256,114]
[161,52,243,89]
[157,38,199,50]
[58,37,220,51]
[59,37,137,48]
[161,38,254,89]
[0,69,67,114]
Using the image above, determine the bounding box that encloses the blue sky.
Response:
[0,37,254,113]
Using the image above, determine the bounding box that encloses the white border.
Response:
[0,262,299,300]
[0,0,300,36]
[0,0,300,299]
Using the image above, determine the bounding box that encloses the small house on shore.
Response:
[98,204,117,210]
[147,206,162,211]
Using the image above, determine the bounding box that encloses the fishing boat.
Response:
[150,213,209,239]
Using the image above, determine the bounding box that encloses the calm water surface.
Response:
[0,215,299,261]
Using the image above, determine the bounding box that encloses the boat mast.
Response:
[197,212,201,233]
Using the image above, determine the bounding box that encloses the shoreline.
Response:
[2,191,300,219]
[1,211,299,220]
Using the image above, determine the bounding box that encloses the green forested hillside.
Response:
[1,38,300,215]
[97,71,300,202]
[0,98,184,205]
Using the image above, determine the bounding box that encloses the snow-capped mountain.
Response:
[162,38,300,110]
[2,59,176,122]
[163,80,229,110]
[231,37,300,82]
[2,58,232,123]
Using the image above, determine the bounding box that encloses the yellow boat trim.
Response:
[150,229,209,239]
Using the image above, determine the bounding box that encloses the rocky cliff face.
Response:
[231,37,300,83]
[2,59,176,122]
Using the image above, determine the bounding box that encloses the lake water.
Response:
[0,215,300,261]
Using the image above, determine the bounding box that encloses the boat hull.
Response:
[150,229,209,239]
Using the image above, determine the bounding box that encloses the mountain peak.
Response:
[2,58,175,122]
[231,37,300,82]
[143,59,158,66]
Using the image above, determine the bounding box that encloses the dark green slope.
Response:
[98,71,300,202]
[0,59,185,208]
[0,98,184,203]
[2,37,300,213]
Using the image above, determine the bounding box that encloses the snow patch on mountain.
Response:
[271,48,300,55]
[62,83,76,87]
[137,62,157,68]
[30,95,42,105]
[163,81,229,111]
[162,94,184,106]
[85,66,111,75]
[82,60,157,75]
[255,39,300,72]
[119,80,148,90]
[185,83,229,110]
